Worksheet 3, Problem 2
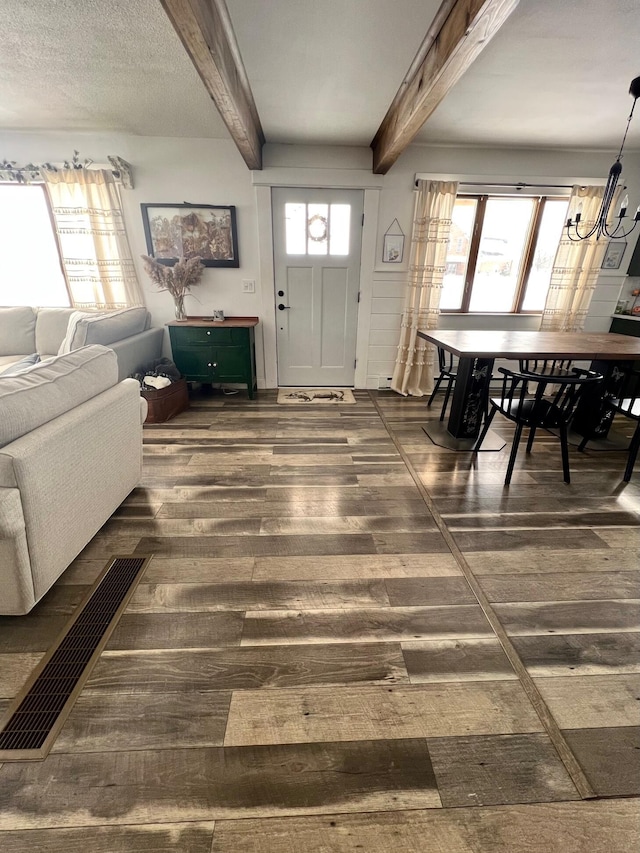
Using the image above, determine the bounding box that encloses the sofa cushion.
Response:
[0,345,118,448]
[0,354,40,376]
[59,307,149,353]
[0,307,37,355]
[35,307,75,356]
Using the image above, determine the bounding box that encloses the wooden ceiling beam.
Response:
[161,0,265,169]
[371,0,519,174]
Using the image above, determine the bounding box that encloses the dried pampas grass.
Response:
[141,255,205,298]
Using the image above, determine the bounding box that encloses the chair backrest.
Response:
[519,358,574,377]
[436,346,455,374]
[611,368,640,421]
[496,366,603,428]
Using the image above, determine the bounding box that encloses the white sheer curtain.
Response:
[540,185,615,331]
[42,169,144,310]
[391,179,458,396]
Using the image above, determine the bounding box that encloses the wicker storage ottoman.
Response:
[142,378,189,424]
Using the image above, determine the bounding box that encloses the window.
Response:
[441,194,569,313]
[284,202,351,255]
[0,184,69,307]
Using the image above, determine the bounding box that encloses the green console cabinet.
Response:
[167,317,258,399]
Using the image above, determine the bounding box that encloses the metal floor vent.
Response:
[0,555,151,761]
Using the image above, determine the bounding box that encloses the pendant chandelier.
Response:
[566,76,640,241]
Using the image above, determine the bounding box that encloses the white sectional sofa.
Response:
[0,345,147,615]
[0,306,164,380]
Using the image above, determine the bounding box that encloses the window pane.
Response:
[0,185,69,307]
[285,202,306,254]
[521,199,569,311]
[307,204,328,255]
[442,197,477,310]
[329,204,350,255]
[469,198,536,312]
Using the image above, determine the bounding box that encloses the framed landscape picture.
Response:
[141,203,239,267]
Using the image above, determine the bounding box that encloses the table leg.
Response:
[572,359,632,440]
[571,361,633,450]
[448,357,494,438]
[422,357,504,451]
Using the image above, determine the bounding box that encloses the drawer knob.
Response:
[207,330,211,335]
[207,362,212,368]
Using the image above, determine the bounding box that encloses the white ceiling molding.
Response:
[251,168,385,190]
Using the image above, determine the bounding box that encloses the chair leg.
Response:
[427,376,443,408]
[505,423,523,485]
[559,424,571,484]
[472,406,496,452]
[526,426,537,453]
[439,378,454,422]
[577,434,589,452]
[623,422,640,482]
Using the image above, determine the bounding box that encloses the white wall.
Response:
[0,130,266,379]
[366,144,640,388]
[1,130,638,389]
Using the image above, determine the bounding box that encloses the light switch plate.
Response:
[242,279,256,293]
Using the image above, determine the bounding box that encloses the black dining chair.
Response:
[578,368,640,482]
[519,358,574,377]
[427,347,458,422]
[473,366,603,485]
[518,360,575,453]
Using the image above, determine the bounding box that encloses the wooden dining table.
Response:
[417,329,640,450]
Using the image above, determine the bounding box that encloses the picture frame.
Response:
[601,240,627,270]
[141,203,239,267]
[383,233,405,264]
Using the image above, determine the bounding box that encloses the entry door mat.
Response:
[277,388,356,404]
[0,554,151,761]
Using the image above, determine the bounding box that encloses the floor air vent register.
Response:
[0,555,151,761]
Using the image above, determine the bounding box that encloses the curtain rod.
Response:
[0,154,134,188]
[413,179,574,189]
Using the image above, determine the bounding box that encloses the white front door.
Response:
[272,187,364,386]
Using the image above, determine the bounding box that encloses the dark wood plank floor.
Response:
[0,388,638,850]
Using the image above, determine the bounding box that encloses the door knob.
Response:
[278,303,290,311]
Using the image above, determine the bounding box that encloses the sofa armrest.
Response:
[0,487,33,615]
[0,378,143,612]
[110,327,165,381]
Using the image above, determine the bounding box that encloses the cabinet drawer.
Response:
[170,326,248,346]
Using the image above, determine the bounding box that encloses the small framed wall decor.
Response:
[141,203,239,267]
[382,219,405,263]
[601,240,627,270]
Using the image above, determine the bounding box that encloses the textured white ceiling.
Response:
[412,0,640,150]
[0,0,638,154]
[226,0,441,145]
[0,0,228,137]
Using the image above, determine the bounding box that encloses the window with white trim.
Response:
[442,194,569,313]
[0,184,70,307]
